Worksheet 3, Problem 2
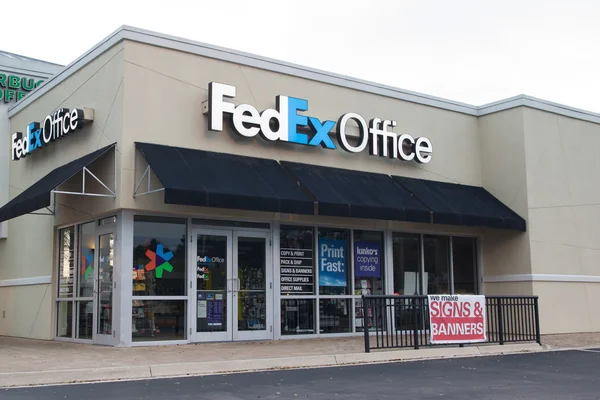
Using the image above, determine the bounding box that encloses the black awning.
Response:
[461,185,526,231]
[0,144,116,223]
[135,142,315,215]
[279,162,431,223]
[135,142,525,231]
[393,176,526,231]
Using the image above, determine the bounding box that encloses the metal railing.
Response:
[361,295,541,353]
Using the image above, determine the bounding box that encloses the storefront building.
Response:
[1,26,599,346]
[0,51,63,240]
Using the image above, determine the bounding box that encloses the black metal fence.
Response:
[361,295,541,353]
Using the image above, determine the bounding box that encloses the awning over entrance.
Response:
[135,143,525,231]
[395,176,526,231]
[279,162,431,223]
[135,142,315,215]
[0,144,116,223]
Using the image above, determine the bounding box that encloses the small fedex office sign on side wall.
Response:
[12,108,94,161]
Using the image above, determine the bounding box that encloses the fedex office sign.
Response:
[12,108,94,161]
[206,82,432,163]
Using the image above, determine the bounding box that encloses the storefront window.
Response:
[392,233,421,295]
[280,225,314,295]
[319,299,351,333]
[76,300,93,340]
[353,230,384,296]
[55,219,119,342]
[132,216,187,297]
[392,233,479,297]
[133,216,187,342]
[318,228,350,295]
[78,222,95,298]
[237,236,267,332]
[98,233,115,335]
[424,235,450,294]
[452,237,478,294]
[58,227,75,298]
[132,300,186,341]
[281,299,315,335]
[56,301,73,338]
[279,226,316,335]
[98,216,117,226]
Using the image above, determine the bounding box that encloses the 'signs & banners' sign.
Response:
[428,295,486,344]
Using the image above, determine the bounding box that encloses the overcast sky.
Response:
[2,0,598,112]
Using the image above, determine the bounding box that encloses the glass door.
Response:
[190,229,272,342]
[191,229,233,342]
[233,231,272,341]
[94,230,115,345]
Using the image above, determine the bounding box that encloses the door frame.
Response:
[232,230,273,341]
[94,224,117,345]
[188,228,273,342]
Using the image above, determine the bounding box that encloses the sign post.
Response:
[428,295,486,344]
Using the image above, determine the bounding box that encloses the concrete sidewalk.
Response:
[0,333,596,388]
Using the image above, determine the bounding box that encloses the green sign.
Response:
[0,74,45,103]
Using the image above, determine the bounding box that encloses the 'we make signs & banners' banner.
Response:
[427,295,487,344]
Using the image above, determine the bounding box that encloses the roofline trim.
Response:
[0,50,64,67]
[8,25,600,125]
[0,67,56,80]
[8,26,127,117]
[477,94,600,123]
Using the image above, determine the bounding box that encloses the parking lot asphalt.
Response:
[2,349,600,399]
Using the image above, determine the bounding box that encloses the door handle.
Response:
[237,278,240,292]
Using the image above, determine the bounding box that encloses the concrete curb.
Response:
[540,344,600,352]
[0,343,544,388]
[0,366,151,388]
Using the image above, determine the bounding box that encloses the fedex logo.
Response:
[207,82,336,149]
[12,108,94,161]
[205,82,432,163]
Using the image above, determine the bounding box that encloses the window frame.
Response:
[390,231,481,296]
[54,211,482,344]
[131,215,189,343]
[278,223,388,337]
[54,213,118,344]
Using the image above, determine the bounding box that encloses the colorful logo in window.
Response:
[81,249,93,281]
[145,244,174,278]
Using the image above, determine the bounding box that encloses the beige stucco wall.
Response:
[0,43,124,339]
[533,282,598,334]
[478,107,600,334]
[478,108,532,301]
[120,40,482,211]
[522,108,600,334]
[118,40,498,238]
[0,283,54,339]
[524,108,600,276]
